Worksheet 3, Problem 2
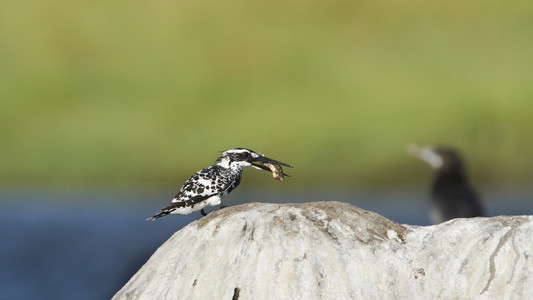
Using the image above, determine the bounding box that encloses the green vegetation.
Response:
[1,0,533,188]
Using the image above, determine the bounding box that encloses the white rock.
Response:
[113,202,533,300]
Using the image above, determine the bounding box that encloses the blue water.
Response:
[1,187,531,300]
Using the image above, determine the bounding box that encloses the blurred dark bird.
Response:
[147,148,292,220]
[408,144,484,224]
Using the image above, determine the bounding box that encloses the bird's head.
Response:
[407,144,465,171]
[216,148,293,173]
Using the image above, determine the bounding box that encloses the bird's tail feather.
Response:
[146,210,171,221]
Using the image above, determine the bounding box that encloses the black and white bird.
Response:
[408,144,484,224]
[147,148,292,220]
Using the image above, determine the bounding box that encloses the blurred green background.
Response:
[1,0,533,189]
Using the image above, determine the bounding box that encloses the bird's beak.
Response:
[253,155,293,168]
[250,155,293,176]
[407,144,424,158]
[407,144,443,169]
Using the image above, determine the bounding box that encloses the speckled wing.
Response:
[160,166,234,212]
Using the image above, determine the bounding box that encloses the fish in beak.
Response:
[250,155,293,180]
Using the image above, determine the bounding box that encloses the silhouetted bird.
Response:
[147,148,292,220]
[408,145,484,224]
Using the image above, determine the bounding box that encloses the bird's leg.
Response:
[200,209,207,216]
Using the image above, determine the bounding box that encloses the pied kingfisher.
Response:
[408,144,484,224]
[147,148,292,220]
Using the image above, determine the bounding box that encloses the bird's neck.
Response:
[434,168,468,185]
[216,157,231,169]
[215,158,246,174]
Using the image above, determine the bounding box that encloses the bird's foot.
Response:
[219,203,226,209]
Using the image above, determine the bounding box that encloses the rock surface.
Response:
[113,202,533,300]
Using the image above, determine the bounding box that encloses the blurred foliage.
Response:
[1,0,532,188]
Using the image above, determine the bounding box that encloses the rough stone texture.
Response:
[113,202,533,300]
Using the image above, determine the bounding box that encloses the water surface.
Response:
[1,187,531,300]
